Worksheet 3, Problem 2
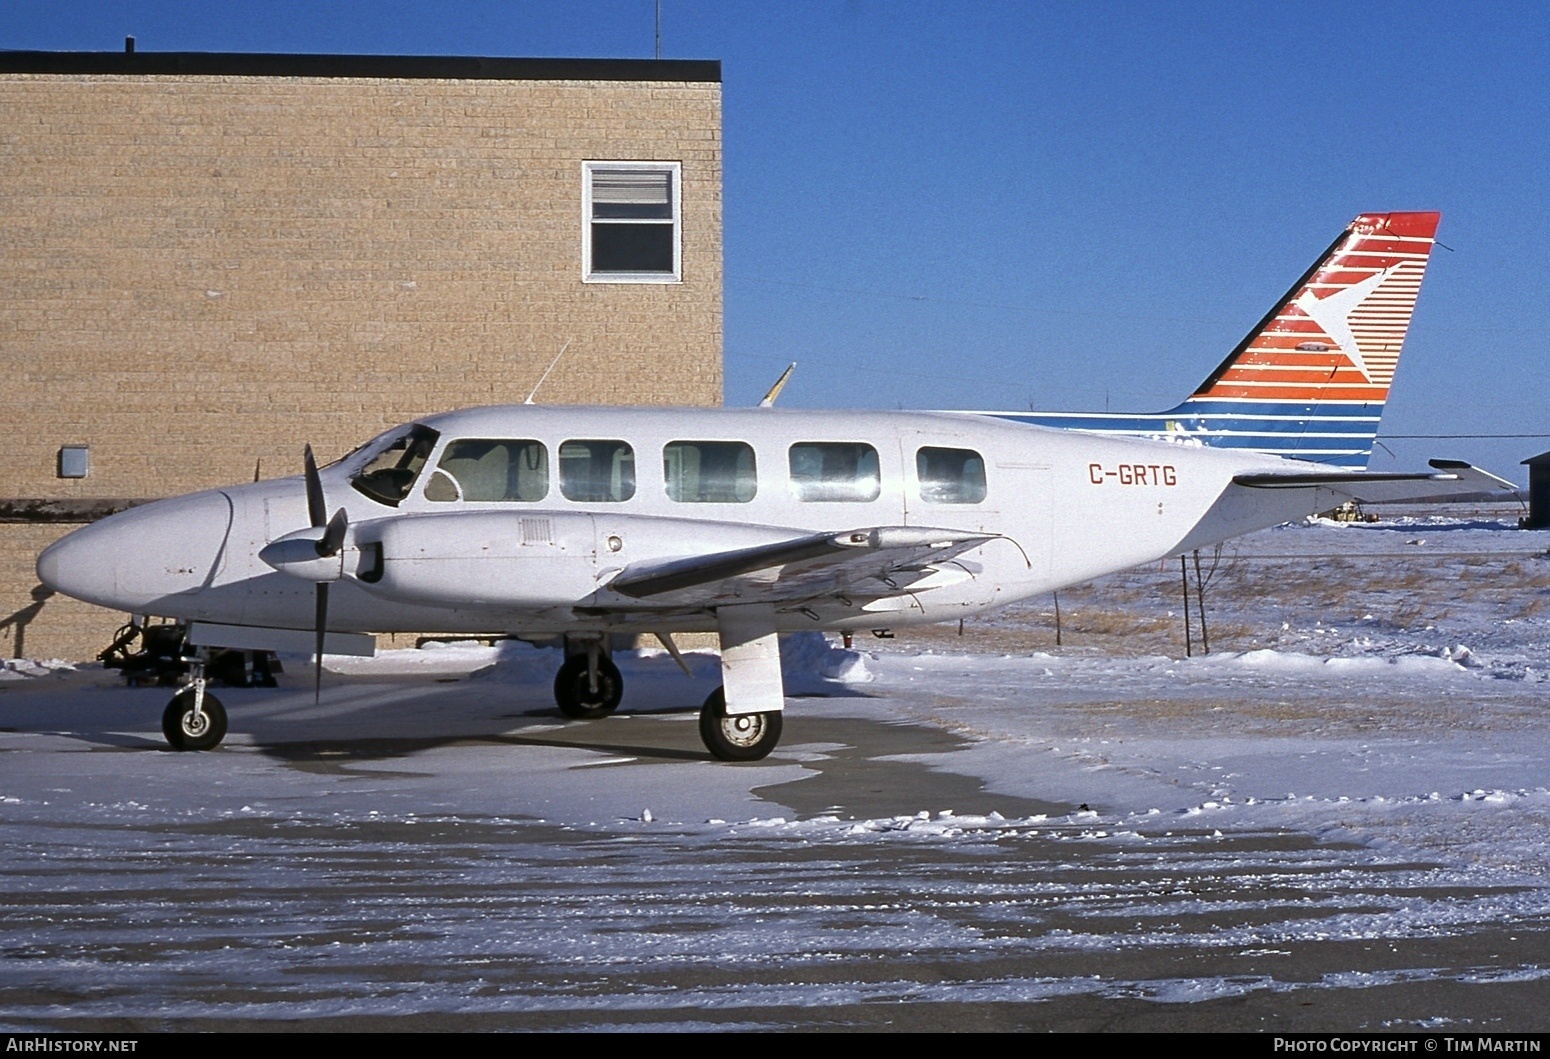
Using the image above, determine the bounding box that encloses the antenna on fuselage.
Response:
[524,339,572,405]
[758,362,796,407]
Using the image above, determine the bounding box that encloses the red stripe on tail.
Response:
[1189,211,1439,401]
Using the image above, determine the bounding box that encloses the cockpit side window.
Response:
[425,439,549,503]
[788,442,881,502]
[349,425,440,506]
[916,446,987,504]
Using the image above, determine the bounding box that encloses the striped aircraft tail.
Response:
[993,211,1440,468]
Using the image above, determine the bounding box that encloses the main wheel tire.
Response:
[698,687,783,762]
[553,653,624,720]
[162,689,228,751]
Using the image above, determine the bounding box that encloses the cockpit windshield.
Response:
[349,424,440,506]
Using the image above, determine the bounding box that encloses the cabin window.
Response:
[425,439,548,503]
[583,162,681,283]
[788,443,881,503]
[349,425,439,506]
[664,441,757,503]
[559,439,636,502]
[916,446,987,504]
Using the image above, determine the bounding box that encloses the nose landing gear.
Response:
[162,663,228,751]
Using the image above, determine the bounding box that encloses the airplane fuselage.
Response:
[39,405,1308,638]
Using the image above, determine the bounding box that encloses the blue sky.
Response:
[5,1,1548,477]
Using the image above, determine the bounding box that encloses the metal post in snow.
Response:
[1193,549,1211,655]
[1180,554,1193,658]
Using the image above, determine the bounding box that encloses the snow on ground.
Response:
[855,510,1550,881]
[2,509,1550,1028]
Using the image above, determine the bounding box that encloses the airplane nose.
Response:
[37,491,234,611]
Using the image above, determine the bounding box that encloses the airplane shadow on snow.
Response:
[17,664,871,765]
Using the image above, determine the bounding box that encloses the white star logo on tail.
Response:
[1292,264,1400,381]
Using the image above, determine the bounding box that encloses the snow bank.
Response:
[779,631,874,689]
[321,639,502,676]
[0,658,75,682]
[1214,647,1467,678]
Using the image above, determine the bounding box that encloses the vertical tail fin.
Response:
[986,212,1440,468]
[1163,211,1440,465]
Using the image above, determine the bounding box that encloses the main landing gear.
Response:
[553,651,624,719]
[698,687,783,762]
[550,628,787,762]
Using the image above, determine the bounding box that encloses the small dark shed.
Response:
[1523,451,1550,529]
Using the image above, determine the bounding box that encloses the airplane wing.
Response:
[603,526,998,608]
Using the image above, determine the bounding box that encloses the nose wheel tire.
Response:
[698,687,783,762]
[162,689,228,751]
[554,654,624,720]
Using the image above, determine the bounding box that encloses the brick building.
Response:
[0,49,723,659]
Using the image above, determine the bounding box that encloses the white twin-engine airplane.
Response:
[37,210,1514,761]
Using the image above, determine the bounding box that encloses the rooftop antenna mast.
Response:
[524,339,572,405]
[655,1,661,59]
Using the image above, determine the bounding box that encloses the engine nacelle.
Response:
[354,510,600,609]
[349,510,813,611]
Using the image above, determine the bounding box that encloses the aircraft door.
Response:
[993,460,1053,588]
[899,436,1008,609]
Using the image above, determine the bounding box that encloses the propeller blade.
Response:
[313,581,329,705]
[303,445,327,529]
[317,507,349,558]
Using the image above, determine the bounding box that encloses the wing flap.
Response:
[605,526,995,607]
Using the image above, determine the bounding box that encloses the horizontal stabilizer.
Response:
[1425,458,1524,495]
[1232,460,1517,505]
[1172,458,1519,555]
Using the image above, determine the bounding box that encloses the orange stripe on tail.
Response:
[1190,211,1439,402]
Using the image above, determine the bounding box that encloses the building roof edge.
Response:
[0,51,721,82]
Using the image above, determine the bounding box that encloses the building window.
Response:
[583,162,681,283]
